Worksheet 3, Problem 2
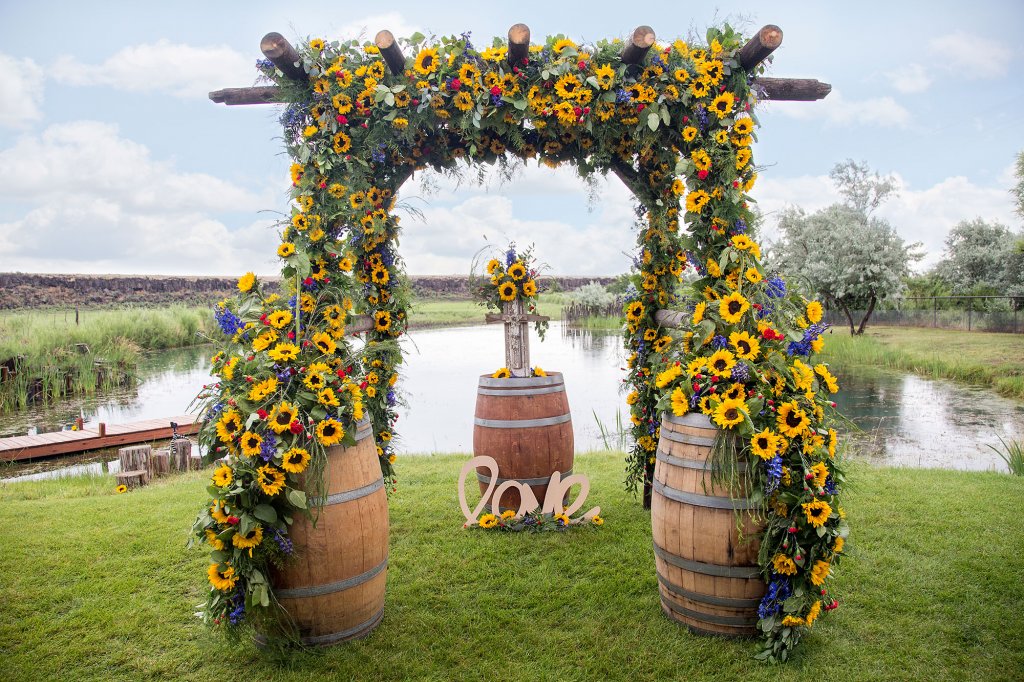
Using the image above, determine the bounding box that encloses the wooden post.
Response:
[118,445,151,477]
[98,422,107,437]
[484,299,550,378]
[507,23,530,67]
[152,449,170,477]
[260,32,306,82]
[375,30,406,75]
[737,24,783,70]
[171,439,193,471]
[621,25,655,64]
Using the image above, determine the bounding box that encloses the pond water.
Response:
[3,323,1022,479]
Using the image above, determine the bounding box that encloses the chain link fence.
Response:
[824,296,1023,334]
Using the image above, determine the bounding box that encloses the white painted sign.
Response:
[458,455,600,526]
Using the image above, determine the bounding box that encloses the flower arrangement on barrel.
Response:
[191,19,848,659]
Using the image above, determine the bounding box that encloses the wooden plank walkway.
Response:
[0,414,200,462]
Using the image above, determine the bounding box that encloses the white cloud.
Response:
[928,31,1014,78]
[50,39,255,98]
[755,172,1017,269]
[0,53,44,129]
[0,121,278,275]
[884,63,933,94]
[766,89,912,128]
[333,12,422,43]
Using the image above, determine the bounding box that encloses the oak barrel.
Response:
[650,412,765,637]
[270,419,389,646]
[473,372,574,512]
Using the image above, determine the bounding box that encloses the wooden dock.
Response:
[0,414,200,462]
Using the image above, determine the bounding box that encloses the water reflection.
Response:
[2,324,1021,476]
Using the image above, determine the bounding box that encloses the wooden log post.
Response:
[737,24,784,71]
[375,30,407,75]
[152,449,170,477]
[260,32,306,82]
[98,422,107,437]
[621,25,656,64]
[209,85,281,105]
[751,77,831,101]
[507,23,531,67]
[484,299,550,378]
[118,445,152,477]
[116,470,148,490]
[170,439,193,472]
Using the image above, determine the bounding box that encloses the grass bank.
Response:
[409,293,567,329]
[821,326,1024,400]
[0,306,214,413]
[2,452,1021,681]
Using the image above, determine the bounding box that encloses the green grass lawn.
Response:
[2,452,1022,681]
[821,326,1024,400]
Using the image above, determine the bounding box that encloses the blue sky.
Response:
[0,0,1021,276]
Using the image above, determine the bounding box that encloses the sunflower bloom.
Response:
[750,429,780,460]
[232,526,263,550]
[212,464,233,488]
[713,397,747,429]
[776,401,810,438]
[718,292,750,324]
[316,418,345,446]
[208,563,237,591]
[803,499,833,528]
[256,465,286,496]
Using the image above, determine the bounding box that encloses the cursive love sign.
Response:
[458,455,600,526]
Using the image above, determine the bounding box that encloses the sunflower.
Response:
[709,92,735,119]
[265,401,296,434]
[652,335,672,353]
[670,386,689,416]
[492,367,510,379]
[240,431,263,457]
[745,267,763,284]
[655,364,682,389]
[551,38,577,55]
[624,300,644,321]
[267,310,292,329]
[691,149,712,171]
[533,367,547,377]
[212,464,233,488]
[803,500,833,528]
[479,513,498,529]
[204,528,224,551]
[207,563,237,591]
[312,331,336,356]
[256,465,286,496]
[833,536,845,554]
[520,279,538,297]
[216,409,243,443]
[333,131,352,154]
[681,126,698,142]
[277,242,295,258]
[232,525,263,550]
[506,262,527,281]
[691,301,707,325]
[210,500,230,524]
[713,397,747,429]
[370,266,390,286]
[806,300,824,324]
[316,418,345,446]
[750,429,780,460]
[729,330,760,360]
[281,447,311,474]
[689,78,711,98]
[810,461,830,488]
[303,372,326,392]
[776,401,810,438]
[718,292,750,324]
[554,74,582,100]
[685,189,711,213]
[115,484,128,494]
[268,342,299,363]
[498,281,517,301]
[594,63,615,90]
[413,47,439,75]
[706,349,737,377]
[722,382,746,401]
[236,272,256,293]
[374,311,391,332]
[253,331,278,355]
[317,387,340,407]
[772,554,797,576]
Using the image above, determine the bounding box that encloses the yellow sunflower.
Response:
[268,342,299,363]
[522,279,538,297]
[750,429,780,460]
[237,272,256,292]
[316,418,345,446]
[709,91,735,119]
[498,281,517,301]
[277,242,296,258]
[479,513,498,529]
[729,330,760,360]
[670,386,689,416]
[312,331,336,356]
[507,262,527,281]
[685,189,711,213]
[207,563,237,591]
[692,301,707,325]
[281,447,310,474]
[554,74,582,100]
[267,310,292,329]
[810,461,830,488]
[267,402,298,434]
[806,300,824,324]
[691,149,711,171]
[802,500,833,528]
[773,554,797,575]
[492,367,510,379]
[712,397,747,429]
[374,311,391,332]
[115,484,128,494]
[776,401,810,438]
[252,330,278,352]
[551,38,577,55]
[333,131,352,154]
[681,126,698,142]
[745,267,763,284]
[232,525,263,550]
[240,431,263,457]
[718,292,750,324]
[706,349,737,377]
[256,465,285,496]
[413,47,439,75]
[216,409,243,443]
[205,528,224,551]
[212,464,233,488]
[594,63,615,90]
[317,387,340,407]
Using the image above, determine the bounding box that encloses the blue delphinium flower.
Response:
[731,363,750,382]
[711,335,728,350]
[763,455,783,494]
[214,306,243,336]
[259,433,277,462]
[766,275,787,299]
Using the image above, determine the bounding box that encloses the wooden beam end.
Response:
[374,29,396,49]
[759,24,783,49]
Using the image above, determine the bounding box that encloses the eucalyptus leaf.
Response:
[253,504,278,524]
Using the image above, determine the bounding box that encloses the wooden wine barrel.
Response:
[651,412,765,637]
[473,373,574,513]
[270,419,389,646]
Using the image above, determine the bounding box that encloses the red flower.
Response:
[290,420,304,434]
[227,516,240,525]
[450,78,461,90]
[697,170,709,180]
[490,85,501,96]
[256,409,268,419]
[336,115,348,125]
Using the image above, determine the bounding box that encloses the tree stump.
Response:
[170,439,193,471]
[152,449,170,477]
[118,445,151,476]
[116,470,148,489]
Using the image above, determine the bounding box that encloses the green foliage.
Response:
[986,435,1024,476]
[934,218,1023,296]
[1,456,1023,680]
[1013,150,1024,221]
[569,281,618,308]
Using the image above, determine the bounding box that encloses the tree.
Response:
[934,219,1019,295]
[1014,150,1024,221]
[770,160,921,334]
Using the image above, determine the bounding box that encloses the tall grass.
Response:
[987,436,1024,476]
[593,409,630,450]
[0,306,214,414]
[821,327,1024,400]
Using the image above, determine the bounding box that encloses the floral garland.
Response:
[191,274,368,634]
[248,25,847,658]
[474,508,603,531]
[471,242,548,339]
